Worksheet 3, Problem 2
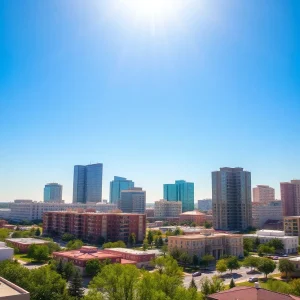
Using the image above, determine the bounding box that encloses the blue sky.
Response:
[0,0,299,203]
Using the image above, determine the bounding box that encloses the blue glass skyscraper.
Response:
[110,176,134,204]
[163,180,194,212]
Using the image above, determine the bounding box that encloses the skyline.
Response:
[1,1,300,202]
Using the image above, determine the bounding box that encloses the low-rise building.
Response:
[252,201,282,229]
[285,257,300,278]
[284,216,300,240]
[168,233,243,259]
[0,242,14,261]
[0,277,30,300]
[53,246,132,274]
[154,200,182,218]
[208,286,300,300]
[5,238,49,253]
[243,230,298,254]
[103,248,155,268]
[43,211,146,243]
[179,211,213,226]
[8,200,117,222]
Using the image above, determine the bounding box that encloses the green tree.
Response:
[257,257,276,278]
[89,264,140,300]
[243,238,254,252]
[47,241,61,254]
[174,227,183,236]
[83,289,104,300]
[254,237,260,249]
[56,259,64,275]
[216,259,227,275]
[200,275,225,297]
[179,252,192,267]
[62,233,76,242]
[67,239,84,250]
[68,269,84,299]
[204,221,212,229]
[0,228,10,241]
[158,236,164,247]
[243,256,261,271]
[170,247,183,260]
[189,278,197,290]
[279,259,295,279]
[161,244,168,257]
[33,245,49,261]
[226,256,240,274]
[258,244,275,256]
[27,244,37,259]
[35,228,41,236]
[142,239,149,251]
[229,278,236,289]
[86,259,102,276]
[290,279,300,296]
[193,255,199,267]
[201,254,215,269]
[63,261,76,280]
[102,241,126,249]
[268,239,284,251]
[147,231,154,248]
[128,233,136,247]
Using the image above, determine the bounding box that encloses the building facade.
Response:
[243,230,298,254]
[44,183,63,202]
[163,180,194,212]
[198,199,212,211]
[7,200,116,222]
[154,199,182,218]
[73,163,103,203]
[179,211,213,226]
[252,200,282,229]
[110,176,134,204]
[168,233,243,259]
[0,242,14,261]
[284,216,300,240]
[5,238,50,253]
[253,185,275,203]
[212,167,252,231]
[43,211,146,243]
[281,180,300,216]
[119,188,146,213]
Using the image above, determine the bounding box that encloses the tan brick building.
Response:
[168,233,243,259]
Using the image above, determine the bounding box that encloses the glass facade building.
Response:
[212,167,252,231]
[119,187,146,213]
[44,183,63,202]
[163,180,194,212]
[73,163,103,203]
[110,176,134,204]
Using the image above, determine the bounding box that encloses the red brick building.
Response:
[0,220,8,228]
[43,212,146,243]
[5,238,49,253]
[179,211,213,226]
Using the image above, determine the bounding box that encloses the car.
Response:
[272,256,279,260]
[192,271,202,277]
[248,277,259,283]
[282,254,288,257]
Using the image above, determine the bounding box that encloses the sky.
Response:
[0,0,299,203]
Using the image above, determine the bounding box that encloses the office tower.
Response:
[198,199,212,211]
[110,176,134,204]
[154,199,182,218]
[72,163,103,203]
[44,183,63,202]
[253,185,275,203]
[119,188,146,213]
[163,180,194,212]
[281,180,300,216]
[212,167,252,231]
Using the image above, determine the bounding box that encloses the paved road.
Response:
[183,266,279,289]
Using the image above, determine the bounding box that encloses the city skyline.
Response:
[1,1,299,203]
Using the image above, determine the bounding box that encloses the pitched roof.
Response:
[208,287,300,300]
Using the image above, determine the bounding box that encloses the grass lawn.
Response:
[14,253,32,262]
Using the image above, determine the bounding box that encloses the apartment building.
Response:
[281,180,300,216]
[154,199,182,218]
[284,216,300,240]
[253,185,275,203]
[168,233,243,259]
[43,211,146,243]
[212,167,252,231]
[7,200,117,222]
[252,201,282,229]
[243,230,298,254]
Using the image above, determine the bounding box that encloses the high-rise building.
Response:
[198,199,212,211]
[163,180,194,212]
[212,167,252,231]
[73,163,103,203]
[281,180,300,216]
[154,199,182,218]
[253,185,275,203]
[44,183,62,202]
[119,188,146,213]
[110,176,134,204]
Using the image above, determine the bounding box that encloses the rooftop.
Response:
[6,238,49,245]
[180,210,205,216]
[169,233,241,240]
[208,286,300,300]
[104,248,155,256]
[0,277,29,297]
